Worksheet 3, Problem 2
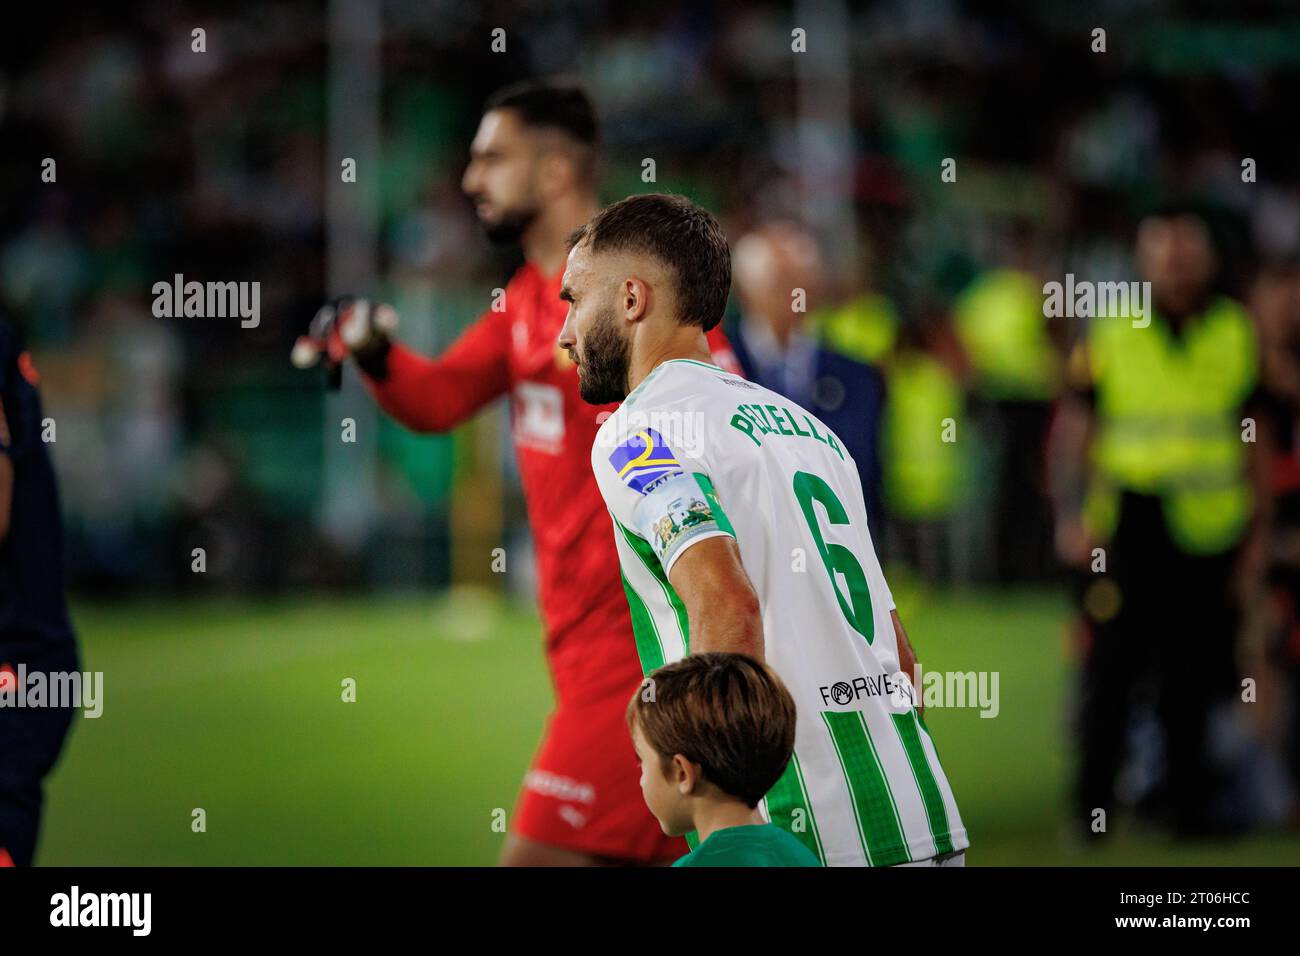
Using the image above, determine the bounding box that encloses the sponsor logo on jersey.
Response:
[557,805,589,829]
[819,672,914,709]
[609,427,682,494]
[524,770,596,805]
[719,375,758,390]
[512,381,566,454]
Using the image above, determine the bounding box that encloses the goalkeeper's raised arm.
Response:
[307,295,515,435]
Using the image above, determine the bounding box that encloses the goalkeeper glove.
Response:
[291,297,399,387]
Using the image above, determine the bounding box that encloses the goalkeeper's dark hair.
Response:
[568,193,732,331]
[626,653,797,809]
[485,80,600,184]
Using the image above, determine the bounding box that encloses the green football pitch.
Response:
[38,585,1300,866]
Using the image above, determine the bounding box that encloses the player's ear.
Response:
[536,150,571,201]
[624,276,650,324]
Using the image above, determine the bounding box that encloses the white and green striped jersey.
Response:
[592,358,968,867]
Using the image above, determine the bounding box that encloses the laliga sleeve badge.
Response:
[609,428,682,494]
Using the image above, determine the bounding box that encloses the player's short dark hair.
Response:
[626,653,797,809]
[568,193,731,331]
[485,80,600,182]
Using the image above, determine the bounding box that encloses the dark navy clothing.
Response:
[0,635,79,866]
[0,319,78,866]
[729,319,887,533]
[0,322,72,642]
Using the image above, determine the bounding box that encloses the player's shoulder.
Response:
[621,358,766,452]
[592,362,716,496]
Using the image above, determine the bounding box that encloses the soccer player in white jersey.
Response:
[557,193,969,867]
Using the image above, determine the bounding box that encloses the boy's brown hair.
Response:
[626,652,797,808]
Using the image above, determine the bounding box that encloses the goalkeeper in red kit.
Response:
[296,82,738,865]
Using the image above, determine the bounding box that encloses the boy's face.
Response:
[631,720,695,836]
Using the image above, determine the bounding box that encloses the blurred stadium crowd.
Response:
[2,2,1300,840]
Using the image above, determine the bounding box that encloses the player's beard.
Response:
[480,204,539,246]
[577,305,632,405]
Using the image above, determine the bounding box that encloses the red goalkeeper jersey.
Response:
[363,261,739,702]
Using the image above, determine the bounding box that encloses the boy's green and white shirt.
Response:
[592,358,968,867]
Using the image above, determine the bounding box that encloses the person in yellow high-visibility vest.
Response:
[810,289,899,367]
[1050,209,1270,840]
[880,317,969,582]
[953,221,1064,584]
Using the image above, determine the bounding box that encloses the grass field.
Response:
[38,585,1300,865]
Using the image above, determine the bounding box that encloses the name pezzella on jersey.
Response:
[728,402,845,460]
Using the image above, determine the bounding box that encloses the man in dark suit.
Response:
[728,223,887,532]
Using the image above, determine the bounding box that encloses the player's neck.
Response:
[691,799,767,844]
[627,328,713,393]
[523,194,600,277]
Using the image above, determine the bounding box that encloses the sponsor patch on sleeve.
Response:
[608,427,683,495]
[633,472,733,570]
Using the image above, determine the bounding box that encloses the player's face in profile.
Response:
[462,109,542,244]
[558,242,632,405]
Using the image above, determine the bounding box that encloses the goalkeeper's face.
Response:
[462,109,544,245]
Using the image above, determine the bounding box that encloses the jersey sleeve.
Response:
[362,307,512,433]
[592,416,736,578]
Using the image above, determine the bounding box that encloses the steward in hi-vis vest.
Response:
[1084,296,1257,556]
[1050,209,1268,841]
[1086,297,1258,554]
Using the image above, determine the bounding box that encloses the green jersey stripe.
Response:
[917,712,957,793]
[618,568,665,673]
[693,472,736,536]
[821,712,872,863]
[916,712,965,840]
[890,711,955,856]
[765,750,827,865]
[822,710,910,866]
[615,518,691,655]
[859,711,910,861]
